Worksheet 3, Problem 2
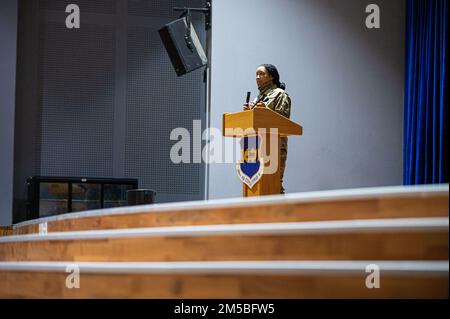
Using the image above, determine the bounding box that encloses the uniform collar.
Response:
[258,83,277,95]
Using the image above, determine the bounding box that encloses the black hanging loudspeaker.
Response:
[158,17,207,76]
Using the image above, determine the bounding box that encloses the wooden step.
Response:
[10,185,449,235]
[0,226,12,236]
[0,261,447,298]
[3,186,447,298]
[1,218,447,262]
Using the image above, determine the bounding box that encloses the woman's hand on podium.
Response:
[243,102,254,111]
[243,102,265,111]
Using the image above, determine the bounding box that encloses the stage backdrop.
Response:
[209,0,405,198]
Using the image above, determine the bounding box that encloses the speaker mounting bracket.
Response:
[173,0,212,31]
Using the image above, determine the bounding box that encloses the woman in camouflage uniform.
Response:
[243,64,291,194]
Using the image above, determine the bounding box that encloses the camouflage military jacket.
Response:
[253,83,291,151]
[254,83,291,119]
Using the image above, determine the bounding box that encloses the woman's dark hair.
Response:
[260,64,286,90]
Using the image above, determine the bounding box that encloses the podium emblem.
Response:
[236,135,264,188]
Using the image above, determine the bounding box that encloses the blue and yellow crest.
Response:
[236,135,264,188]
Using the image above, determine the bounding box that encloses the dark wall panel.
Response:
[125,25,202,195]
[14,0,207,222]
[128,0,204,18]
[38,22,115,177]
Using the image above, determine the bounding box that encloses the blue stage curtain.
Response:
[404,0,448,185]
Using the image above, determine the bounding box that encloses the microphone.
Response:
[245,92,251,104]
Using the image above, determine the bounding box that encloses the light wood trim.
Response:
[1,230,447,262]
[4,218,447,242]
[254,108,302,136]
[0,271,446,298]
[0,226,12,236]
[222,110,255,137]
[11,195,449,235]
[222,108,302,137]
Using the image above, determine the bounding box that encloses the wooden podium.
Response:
[223,107,303,197]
